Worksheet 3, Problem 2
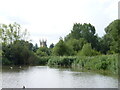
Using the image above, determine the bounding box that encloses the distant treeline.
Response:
[0,19,119,74]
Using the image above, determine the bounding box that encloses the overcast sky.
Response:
[0,0,119,47]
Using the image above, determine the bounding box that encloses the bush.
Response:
[2,57,12,65]
[37,56,50,65]
[48,56,76,67]
[52,39,74,56]
[47,54,118,74]
[72,54,118,74]
[2,41,39,65]
[36,47,50,56]
[77,43,100,56]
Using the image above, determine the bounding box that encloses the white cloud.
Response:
[105,1,118,20]
[0,16,10,24]
[0,0,119,46]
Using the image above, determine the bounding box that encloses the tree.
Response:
[52,38,74,56]
[78,43,92,56]
[36,47,50,56]
[105,19,120,53]
[0,22,29,45]
[0,24,8,45]
[98,35,112,54]
[1,23,36,65]
[13,40,33,51]
[65,23,99,50]
[33,43,39,52]
[2,40,37,65]
[77,43,100,56]
[66,38,87,54]
[49,43,54,48]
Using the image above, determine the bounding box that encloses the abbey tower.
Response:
[39,39,47,47]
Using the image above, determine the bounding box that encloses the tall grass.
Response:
[72,54,118,74]
[47,54,118,74]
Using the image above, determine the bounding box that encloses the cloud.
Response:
[0,16,10,24]
[105,1,118,20]
[6,16,30,25]
[0,0,119,46]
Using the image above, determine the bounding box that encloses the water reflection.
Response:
[2,66,118,88]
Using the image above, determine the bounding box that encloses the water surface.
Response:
[2,66,118,88]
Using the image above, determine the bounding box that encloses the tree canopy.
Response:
[104,19,120,53]
[1,19,119,65]
[52,38,74,56]
[65,23,99,50]
[1,23,37,65]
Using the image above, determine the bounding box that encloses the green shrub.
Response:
[37,56,50,65]
[2,57,12,65]
[48,56,76,67]
[47,54,118,74]
[77,43,100,56]
[72,54,118,74]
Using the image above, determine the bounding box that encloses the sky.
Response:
[0,0,119,47]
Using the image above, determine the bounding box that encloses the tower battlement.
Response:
[39,39,47,47]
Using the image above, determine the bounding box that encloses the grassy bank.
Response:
[48,54,118,75]
[2,54,118,75]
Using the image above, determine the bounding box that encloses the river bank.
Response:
[2,54,118,75]
[48,54,118,75]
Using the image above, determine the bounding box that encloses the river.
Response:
[1,66,118,88]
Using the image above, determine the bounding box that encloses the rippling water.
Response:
[2,66,118,88]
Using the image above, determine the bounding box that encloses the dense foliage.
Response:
[52,38,74,56]
[77,43,100,56]
[36,47,50,56]
[1,19,119,75]
[65,23,99,51]
[48,56,76,67]
[2,40,38,65]
[51,19,119,56]
[1,23,38,65]
[48,54,118,74]
[72,54,118,74]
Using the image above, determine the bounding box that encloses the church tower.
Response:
[39,39,47,47]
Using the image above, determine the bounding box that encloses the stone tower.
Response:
[39,39,47,47]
